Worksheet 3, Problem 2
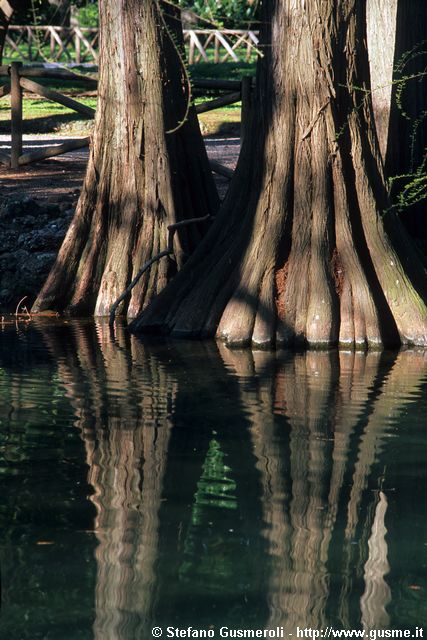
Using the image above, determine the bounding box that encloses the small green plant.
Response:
[177,0,258,29]
[76,3,99,28]
[388,40,427,215]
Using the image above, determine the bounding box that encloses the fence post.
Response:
[27,27,33,61]
[75,29,81,64]
[240,75,253,148]
[214,35,220,63]
[10,61,23,170]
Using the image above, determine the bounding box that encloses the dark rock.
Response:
[0,289,11,302]
[44,203,61,217]
[0,197,43,220]
[0,231,19,254]
[59,201,70,213]
[0,196,71,312]
[18,229,65,252]
[0,252,18,268]
[21,215,37,228]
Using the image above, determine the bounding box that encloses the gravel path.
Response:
[0,134,240,202]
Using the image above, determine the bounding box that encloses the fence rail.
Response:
[0,62,253,172]
[3,26,259,65]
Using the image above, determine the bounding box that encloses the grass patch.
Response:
[0,95,96,135]
[2,43,259,69]
[0,61,254,136]
[198,108,241,136]
[189,60,256,81]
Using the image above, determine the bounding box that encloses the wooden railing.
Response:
[0,62,254,172]
[3,26,259,65]
[5,26,99,64]
[184,29,259,64]
[0,62,96,168]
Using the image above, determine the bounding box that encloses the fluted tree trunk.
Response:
[132,0,427,348]
[32,0,218,317]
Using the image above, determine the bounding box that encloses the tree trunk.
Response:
[47,0,71,25]
[32,1,218,317]
[0,0,25,63]
[367,0,427,238]
[366,0,398,165]
[131,0,427,348]
[0,2,12,63]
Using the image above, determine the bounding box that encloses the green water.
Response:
[0,321,426,639]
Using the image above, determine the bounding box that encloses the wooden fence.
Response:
[0,62,96,168]
[184,29,259,64]
[0,62,253,173]
[3,26,259,65]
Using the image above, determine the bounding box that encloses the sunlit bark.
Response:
[368,0,427,237]
[132,0,427,348]
[33,1,218,317]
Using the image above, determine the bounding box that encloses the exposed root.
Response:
[130,1,427,350]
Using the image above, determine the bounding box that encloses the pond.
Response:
[0,321,426,639]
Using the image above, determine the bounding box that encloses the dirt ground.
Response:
[0,134,241,312]
[0,135,240,203]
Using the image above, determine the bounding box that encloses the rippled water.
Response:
[0,321,426,639]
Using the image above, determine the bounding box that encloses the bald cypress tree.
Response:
[368,0,427,238]
[32,0,218,317]
[132,0,427,348]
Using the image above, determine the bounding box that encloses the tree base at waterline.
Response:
[130,1,427,349]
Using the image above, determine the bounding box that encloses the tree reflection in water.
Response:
[40,321,177,639]
[217,347,426,631]
[36,321,427,636]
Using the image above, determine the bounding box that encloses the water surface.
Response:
[0,321,426,639]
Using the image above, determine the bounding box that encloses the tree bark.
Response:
[367,0,427,238]
[0,1,12,63]
[32,0,218,317]
[366,0,398,164]
[131,0,427,348]
[0,0,27,63]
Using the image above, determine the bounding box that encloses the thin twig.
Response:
[15,296,27,317]
[301,98,330,141]
[22,305,32,320]
[109,214,212,328]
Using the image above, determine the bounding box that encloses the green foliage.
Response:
[177,0,258,29]
[11,1,97,25]
[191,438,237,521]
[388,172,427,215]
[388,40,427,216]
[189,60,255,80]
[68,0,257,29]
[76,2,99,27]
